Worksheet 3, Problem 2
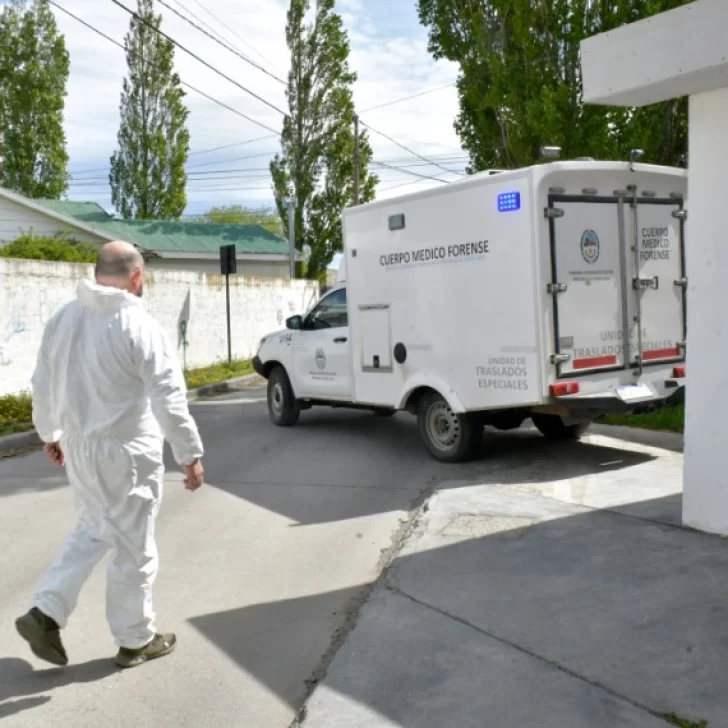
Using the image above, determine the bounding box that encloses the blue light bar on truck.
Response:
[497,191,521,212]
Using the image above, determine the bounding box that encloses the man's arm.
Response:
[30,320,63,444]
[132,315,204,467]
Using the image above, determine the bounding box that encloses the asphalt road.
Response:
[0,384,668,727]
[0,383,485,727]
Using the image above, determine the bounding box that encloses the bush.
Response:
[0,231,98,263]
[0,392,33,436]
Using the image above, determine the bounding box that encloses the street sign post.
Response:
[220,244,237,363]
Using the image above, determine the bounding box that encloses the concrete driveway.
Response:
[0,384,686,727]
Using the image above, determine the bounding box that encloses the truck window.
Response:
[304,287,348,329]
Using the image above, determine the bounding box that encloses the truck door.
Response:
[292,287,353,400]
[627,198,687,370]
[547,196,629,377]
[547,193,686,379]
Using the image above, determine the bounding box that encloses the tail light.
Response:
[550,382,580,397]
[672,366,686,379]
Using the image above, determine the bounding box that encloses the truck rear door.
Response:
[628,199,687,369]
[546,192,686,378]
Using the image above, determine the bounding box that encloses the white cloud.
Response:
[50,0,464,214]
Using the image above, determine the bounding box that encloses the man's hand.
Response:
[44,442,64,467]
[183,459,204,491]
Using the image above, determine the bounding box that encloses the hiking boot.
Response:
[15,607,68,667]
[115,633,177,669]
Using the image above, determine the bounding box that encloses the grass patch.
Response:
[184,359,254,390]
[599,404,684,433]
[0,392,33,437]
[661,713,708,728]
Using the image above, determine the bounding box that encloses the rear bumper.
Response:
[550,379,685,417]
[252,356,266,378]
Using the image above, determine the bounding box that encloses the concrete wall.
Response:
[146,257,291,278]
[0,195,102,244]
[0,258,319,397]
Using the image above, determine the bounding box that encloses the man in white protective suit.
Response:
[15,240,205,670]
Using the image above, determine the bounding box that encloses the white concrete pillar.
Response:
[682,86,728,534]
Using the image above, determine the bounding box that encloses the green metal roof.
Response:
[37,199,113,224]
[36,199,291,257]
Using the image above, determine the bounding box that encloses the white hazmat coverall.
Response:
[31,279,203,649]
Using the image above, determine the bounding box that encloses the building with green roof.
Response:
[0,188,296,278]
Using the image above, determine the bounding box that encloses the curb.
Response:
[0,429,41,455]
[590,423,684,453]
[0,373,265,455]
[186,373,264,402]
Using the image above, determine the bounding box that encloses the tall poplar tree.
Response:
[0,0,69,199]
[417,0,691,171]
[271,0,377,282]
[110,0,189,220]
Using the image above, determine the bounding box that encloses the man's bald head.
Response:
[95,241,145,296]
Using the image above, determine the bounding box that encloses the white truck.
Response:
[253,160,687,462]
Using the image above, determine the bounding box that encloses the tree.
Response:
[110,0,190,220]
[417,0,691,172]
[0,0,70,199]
[271,0,377,282]
[195,205,284,236]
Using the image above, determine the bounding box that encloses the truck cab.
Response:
[253,283,361,423]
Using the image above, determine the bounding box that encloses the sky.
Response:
[11,0,467,218]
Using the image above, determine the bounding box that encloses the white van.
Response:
[253,160,687,462]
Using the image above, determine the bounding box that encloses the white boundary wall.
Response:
[0,258,319,397]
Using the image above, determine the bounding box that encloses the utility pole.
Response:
[287,197,297,278]
[354,114,360,205]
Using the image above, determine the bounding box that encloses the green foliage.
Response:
[417,0,691,171]
[661,713,707,728]
[194,205,284,237]
[0,0,70,199]
[184,359,254,390]
[0,230,98,263]
[599,404,684,433]
[110,0,190,220]
[0,392,33,436]
[271,0,377,283]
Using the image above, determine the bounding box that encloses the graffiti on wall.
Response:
[1,297,27,366]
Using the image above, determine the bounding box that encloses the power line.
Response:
[361,83,456,113]
[362,120,465,177]
[157,0,286,85]
[50,1,281,135]
[69,136,279,175]
[371,161,450,184]
[108,0,287,117]
[187,0,284,75]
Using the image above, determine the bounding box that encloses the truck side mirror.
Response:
[286,315,303,330]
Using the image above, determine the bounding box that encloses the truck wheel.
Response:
[531,413,590,441]
[417,392,480,463]
[267,366,300,427]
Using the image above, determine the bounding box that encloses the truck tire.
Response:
[531,413,590,441]
[267,366,300,427]
[417,391,481,463]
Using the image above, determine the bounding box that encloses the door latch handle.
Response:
[633,275,659,291]
[334,337,348,343]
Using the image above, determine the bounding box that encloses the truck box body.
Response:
[341,161,687,414]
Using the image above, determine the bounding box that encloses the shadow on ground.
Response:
[190,493,725,727]
[180,403,659,526]
[0,657,118,720]
[189,585,369,712]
